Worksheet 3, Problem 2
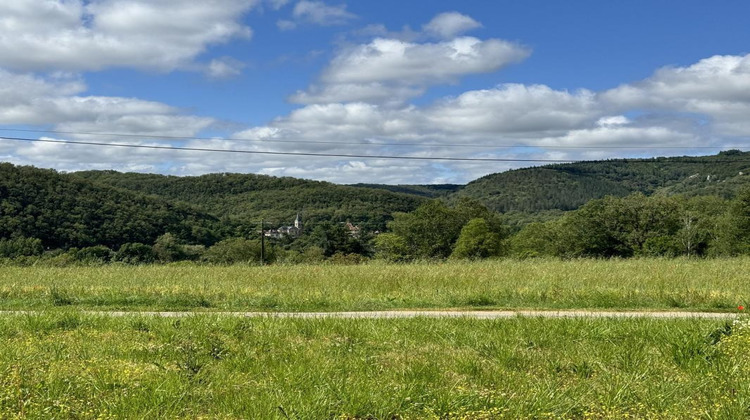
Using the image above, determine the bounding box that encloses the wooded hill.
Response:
[71,171,428,233]
[0,163,222,250]
[455,150,750,213]
[2,150,750,254]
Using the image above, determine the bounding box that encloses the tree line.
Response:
[3,158,750,265]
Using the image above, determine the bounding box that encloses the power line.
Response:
[0,136,577,163]
[0,127,740,150]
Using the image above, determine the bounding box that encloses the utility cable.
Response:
[0,127,741,150]
[0,136,577,163]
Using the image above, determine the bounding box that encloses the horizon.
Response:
[3,149,746,187]
[1,0,749,184]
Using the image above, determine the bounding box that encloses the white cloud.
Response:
[324,37,528,85]
[596,115,630,127]
[292,36,530,104]
[425,84,599,135]
[266,0,290,10]
[276,19,297,30]
[206,57,246,79]
[289,83,424,106]
[5,44,750,185]
[423,12,482,39]
[0,0,256,72]
[538,126,698,149]
[601,54,750,136]
[291,1,356,26]
[0,70,214,137]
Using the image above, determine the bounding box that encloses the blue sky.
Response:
[1,0,749,184]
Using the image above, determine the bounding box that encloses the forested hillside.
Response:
[3,151,750,264]
[458,150,750,213]
[72,171,427,231]
[351,183,463,198]
[0,163,221,249]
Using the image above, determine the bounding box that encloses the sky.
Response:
[0,0,749,185]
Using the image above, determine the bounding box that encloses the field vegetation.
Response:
[0,258,747,312]
[0,313,748,418]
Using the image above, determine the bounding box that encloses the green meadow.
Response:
[0,258,748,311]
[0,313,748,419]
[2,258,749,418]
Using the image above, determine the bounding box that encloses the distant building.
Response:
[264,213,302,239]
[344,222,361,237]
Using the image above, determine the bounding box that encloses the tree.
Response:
[202,238,273,264]
[153,233,186,263]
[451,218,503,259]
[508,221,562,258]
[710,188,750,256]
[385,201,464,260]
[374,233,410,262]
[114,243,156,264]
[0,237,43,258]
[376,199,506,261]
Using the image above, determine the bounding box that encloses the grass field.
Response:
[0,313,748,419]
[2,259,749,418]
[0,258,748,311]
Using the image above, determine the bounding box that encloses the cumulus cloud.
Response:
[290,1,356,26]
[323,37,528,85]
[4,36,750,184]
[423,12,482,39]
[600,54,750,136]
[266,0,290,10]
[206,57,246,79]
[276,19,297,30]
[292,37,530,104]
[0,70,214,137]
[425,84,599,135]
[0,0,256,72]
[290,11,528,105]
[289,83,425,106]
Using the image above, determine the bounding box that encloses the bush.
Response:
[153,233,187,263]
[0,237,43,258]
[374,233,411,262]
[73,246,114,264]
[450,218,503,260]
[115,243,156,264]
[328,252,367,265]
[202,238,273,264]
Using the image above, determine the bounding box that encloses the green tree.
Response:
[373,233,410,262]
[450,218,503,259]
[202,238,273,264]
[73,245,114,264]
[508,221,562,258]
[114,243,156,264]
[385,201,464,260]
[0,237,43,258]
[710,188,750,256]
[153,233,186,263]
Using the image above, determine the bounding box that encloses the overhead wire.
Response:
[0,127,740,150]
[0,136,578,163]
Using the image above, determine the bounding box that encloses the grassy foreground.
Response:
[0,313,748,418]
[0,258,748,311]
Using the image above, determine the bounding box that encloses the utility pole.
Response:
[260,219,265,266]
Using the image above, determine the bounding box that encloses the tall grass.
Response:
[0,313,745,418]
[0,258,748,311]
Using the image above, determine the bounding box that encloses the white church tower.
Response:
[294,212,302,233]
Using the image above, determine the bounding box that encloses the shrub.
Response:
[115,243,156,264]
[73,246,114,263]
[0,237,43,258]
[202,238,273,264]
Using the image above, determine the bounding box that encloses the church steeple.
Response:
[294,212,301,230]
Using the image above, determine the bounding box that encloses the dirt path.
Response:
[0,310,739,319]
